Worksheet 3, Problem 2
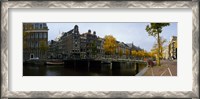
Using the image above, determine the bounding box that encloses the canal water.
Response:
[23,62,146,76]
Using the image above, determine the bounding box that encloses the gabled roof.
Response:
[126,43,143,51]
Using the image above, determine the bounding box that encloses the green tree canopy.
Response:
[146,23,170,37]
[146,23,170,66]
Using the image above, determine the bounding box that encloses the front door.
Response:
[30,54,34,59]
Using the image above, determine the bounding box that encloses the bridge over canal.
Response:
[63,59,148,75]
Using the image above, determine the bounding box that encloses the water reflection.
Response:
[23,62,146,76]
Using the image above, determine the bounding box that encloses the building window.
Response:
[40,24,42,29]
[39,33,43,38]
[43,33,47,38]
[35,33,38,39]
[27,34,30,39]
[31,42,34,48]
[28,42,31,47]
[35,24,39,29]
[43,23,46,27]
[31,33,34,38]
[75,41,77,44]
[35,41,39,48]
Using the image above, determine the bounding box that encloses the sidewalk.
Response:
[143,60,177,76]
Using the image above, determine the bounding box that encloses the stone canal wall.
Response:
[23,60,46,66]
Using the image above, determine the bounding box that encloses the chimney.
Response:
[93,31,96,35]
[88,29,91,34]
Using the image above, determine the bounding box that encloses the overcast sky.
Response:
[47,23,177,52]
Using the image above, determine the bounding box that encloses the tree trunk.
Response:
[157,33,161,66]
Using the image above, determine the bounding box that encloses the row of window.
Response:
[72,50,79,53]
[33,23,47,29]
[27,41,47,48]
[29,33,47,39]
[24,23,47,30]
[34,23,45,29]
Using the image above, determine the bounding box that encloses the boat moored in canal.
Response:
[45,61,64,65]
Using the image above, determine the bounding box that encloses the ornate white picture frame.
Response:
[1,1,199,98]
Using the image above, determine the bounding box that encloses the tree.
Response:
[131,50,137,58]
[103,35,118,55]
[174,41,177,48]
[23,32,29,50]
[146,23,170,66]
[23,23,34,51]
[40,40,48,59]
[91,40,97,56]
[137,50,142,59]
[125,49,130,58]
[143,50,149,58]
[119,48,123,58]
[23,26,32,60]
[151,37,167,59]
[160,37,167,58]
[137,50,147,60]
[148,51,156,60]
[131,50,136,56]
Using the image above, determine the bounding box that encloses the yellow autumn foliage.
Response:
[125,49,130,56]
[103,35,118,55]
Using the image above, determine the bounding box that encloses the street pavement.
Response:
[143,60,177,76]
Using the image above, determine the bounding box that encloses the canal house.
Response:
[23,23,49,61]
